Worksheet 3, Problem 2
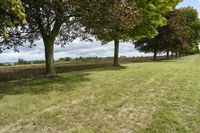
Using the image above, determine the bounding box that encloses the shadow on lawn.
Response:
[0,73,90,99]
[0,66,127,99]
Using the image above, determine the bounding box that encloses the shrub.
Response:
[58,57,72,62]
[0,63,5,66]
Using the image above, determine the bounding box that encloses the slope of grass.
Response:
[0,55,200,133]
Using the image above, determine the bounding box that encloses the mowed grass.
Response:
[1,55,200,133]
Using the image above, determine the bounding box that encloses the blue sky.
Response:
[0,0,200,63]
[178,0,200,9]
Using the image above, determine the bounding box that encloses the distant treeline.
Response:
[0,57,116,66]
[0,63,11,66]
[58,57,109,62]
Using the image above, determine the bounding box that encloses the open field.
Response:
[0,55,200,132]
[0,56,166,82]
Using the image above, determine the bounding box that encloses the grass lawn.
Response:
[0,55,200,133]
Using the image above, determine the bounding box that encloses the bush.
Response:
[15,59,45,65]
[0,63,5,66]
[32,60,45,64]
[58,57,72,62]
[74,57,102,61]
[16,58,30,65]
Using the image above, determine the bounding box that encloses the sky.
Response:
[1,0,200,63]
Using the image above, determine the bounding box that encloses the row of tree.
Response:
[1,0,200,77]
[135,7,200,60]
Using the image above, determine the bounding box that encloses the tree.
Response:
[0,0,26,37]
[179,7,200,54]
[135,9,190,60]
[79,0,182,66]
[78,0,141,66]
[0,0,85,77]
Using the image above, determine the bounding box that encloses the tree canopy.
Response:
[129,0,183,39]
[78,0,141,43]
[179,7,200,53]
[0,0,26,37]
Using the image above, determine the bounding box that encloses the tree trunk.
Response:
[179,51,182,57]
[166,51,169,59]
[171,51,174,58]
[153,49,157,61]
[175,51,178,58]
[113,39,120,66]
[44,38,56,77]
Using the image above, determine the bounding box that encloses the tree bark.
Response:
[44,38,56,77]
[113,39,120,66]
[153,49,157,61]
[166,51,169,59]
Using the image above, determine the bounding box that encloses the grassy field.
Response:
[0,55,200,132]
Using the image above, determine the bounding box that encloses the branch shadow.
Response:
[0,72,90,99]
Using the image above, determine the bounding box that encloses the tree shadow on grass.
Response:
[0,65,127,100]
[0,72,90,99]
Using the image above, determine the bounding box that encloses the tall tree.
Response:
[78,0,141,66]
[0,0,84,77]
[79,0,182,66]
